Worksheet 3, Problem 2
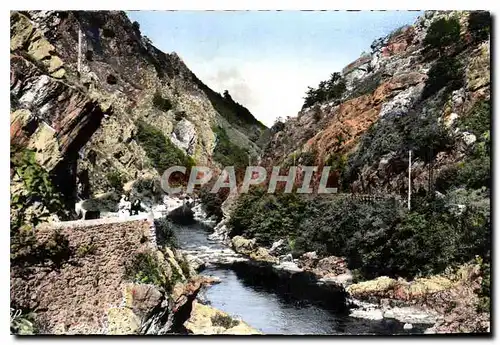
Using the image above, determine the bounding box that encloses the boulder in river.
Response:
[231,236,257,255]
[231,236,278,264]
[184,300,261,335]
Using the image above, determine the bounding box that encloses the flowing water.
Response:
[173,222,430,335]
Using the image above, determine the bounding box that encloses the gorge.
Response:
[10,10,490,335]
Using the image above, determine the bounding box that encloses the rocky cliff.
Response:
[261,11,490,196]
[10,10,266,204]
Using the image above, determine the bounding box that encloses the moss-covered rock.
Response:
[184,301,261,335]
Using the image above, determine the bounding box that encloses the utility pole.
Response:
[408,150,412,210]
[77,26,82,73]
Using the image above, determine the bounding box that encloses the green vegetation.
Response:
[152,90,173,112]
[10,148,72,270]
[10,310,38,335]
[424,17,461,51]
[135,119,195,174]
[154,217,177,248]
[212,125,249,169]
[456,100,490,137]
[125,252,170,289]
[347,71,383,100]
[178,256,192,279]
[229,189,490,280]
[211,313,239,328]
[106,170,124,192]
[344,110,454,187]
[132,21,140,33]
[102,27,115,38]
[422,56,464,99]
[196,81,266,134]
[468,11,490,43]
[436,101,491,192]
[229,187,309,246]
[476,256,490,313]
[325,154,348,175]
[10,149,63,226]
[76,242,97,258]
[303,72,346,109]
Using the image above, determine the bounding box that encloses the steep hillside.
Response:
[10,10,266,203]
[262,10,490,196]
[225,11,490,333]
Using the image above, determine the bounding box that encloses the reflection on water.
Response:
[203,267,420,335]
[173,222,429,335]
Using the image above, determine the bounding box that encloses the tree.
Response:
[468,11,490,42]
[223,90,233,101]
[424,17,461,52]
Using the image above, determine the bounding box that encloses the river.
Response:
[173,221,430,335]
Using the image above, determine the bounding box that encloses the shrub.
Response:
[271,119,285,133]
[424,17,461,51]
[76,242,97,257]
[10,149,64,224]
[297,150,316,166]
[152,91,173,112]
[476,256,490,313]
[435,129,490,191]
[403,111,455,163]
[456,100,490,137]
[211,313,239,328]
[347,71,383,100]
[132,21,140,32]
[229,187,309,246]
[125,252,170,289]
[10,310,38,335]
[229,186,490,281]
[102,27,115,38]
[135,119,195,175]
[422,56,464,99]
[154,217,177,247]
[106,170,124,191]
[468,11,490,43]
[302,72,346,109]
[10,148,70,270]
[178,257,191,279]
[344,107,454,188]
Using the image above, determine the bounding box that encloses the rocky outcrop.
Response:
[10,10,265,201]
[347,263,490,333]
[170,118,197,155]
[10,12,113,202]
[184,300,261,335]
[261,11,490,196]
[231,236,278,264]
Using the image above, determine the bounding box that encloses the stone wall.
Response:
[10,216,158,334]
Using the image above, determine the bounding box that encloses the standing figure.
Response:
[118,194,131,218]
[130,199,143,216]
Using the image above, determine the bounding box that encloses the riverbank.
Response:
[201,220,488,334]
[171,216,433,334]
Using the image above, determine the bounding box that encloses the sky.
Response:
[126,11,423,127]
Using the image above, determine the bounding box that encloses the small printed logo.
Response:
[10,308,22,321]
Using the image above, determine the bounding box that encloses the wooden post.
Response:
[408,150,412,210]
